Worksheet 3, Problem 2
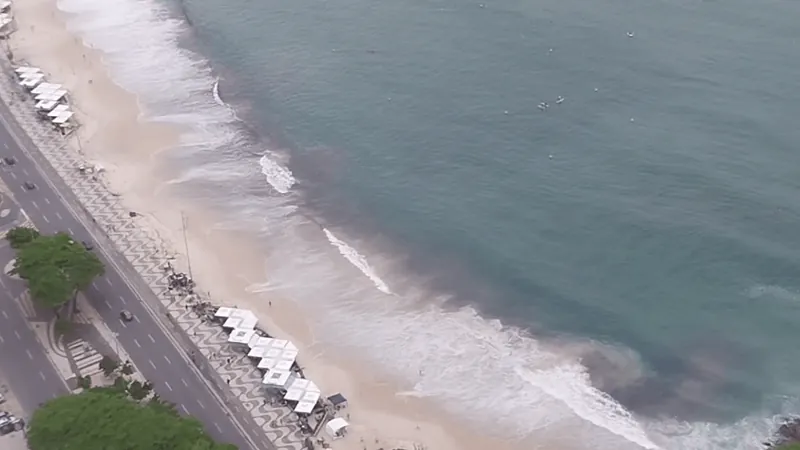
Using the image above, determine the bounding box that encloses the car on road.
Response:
[2,157,15,166]
[22,181,36,191]
[82,241,94,251]
[120,310,134,322]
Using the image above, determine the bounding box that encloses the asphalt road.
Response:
[0,235,70,415]
[0,99,270,449]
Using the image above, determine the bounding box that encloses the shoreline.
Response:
[4,1,530,450]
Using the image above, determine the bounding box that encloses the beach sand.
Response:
[5,1,531,450]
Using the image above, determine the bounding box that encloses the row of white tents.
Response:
[215,307,334,418]
[14,66,75,130]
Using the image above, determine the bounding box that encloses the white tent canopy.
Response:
[15,66,41,75]
[284,378,321,402]
[31,83,62,95]
[35,100,59,111]
[247,346,271,359]
[20,74,44,88]
[222,317,242,329]
[0,1,11,12]
[247,336,272,349]
[52,111,74,125]
[294,390,321,413]
[47,104,70,117]
[261,370,294,389]
[35,89,67,101]
[325,418,349,439]
[228,328,257,345]
[257,357,293,372]
[229,309,258,329]
[214,306,234,318]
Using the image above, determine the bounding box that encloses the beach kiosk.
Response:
[35,89,66,102]
[51,110,74,127]
[15,67,41,80]
[222,316,242,330]
[214,306,235,320]
[257,356,294,372]
[324,418,349,440]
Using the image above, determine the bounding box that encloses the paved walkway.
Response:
[0,57,305,449]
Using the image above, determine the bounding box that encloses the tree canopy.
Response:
[5,226,40,249]
[27,390,237,450]
[11,232,104,308]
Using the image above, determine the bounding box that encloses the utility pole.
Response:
[181,211,193,280]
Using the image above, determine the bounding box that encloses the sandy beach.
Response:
[4,1,532,450]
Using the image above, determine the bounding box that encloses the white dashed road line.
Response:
[26,349,32,359]
[118,295,126,304]
[133,338,141,348]
[55,211,62,220]
[181,378,188,387]
[1,310,7,319]
[43,197,50,205]
[163,355,172,365]
[196,399,205,409]
[164,381,173,391]
[14,330,20,340]
[148,334,155,343]
[31,200,38,209]
[148,359,156,369]
[42,214,49,223]
[39,371,46,381]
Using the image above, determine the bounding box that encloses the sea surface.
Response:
[56,0,800,448]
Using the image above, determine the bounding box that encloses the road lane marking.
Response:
[1,310,7,319]
[55,212,62,220]
[103,299,111,308]
[119,319,127,328]
[148,359,156,369]
[180,404,188,415]
[133,314,140,323]
[31,200,39,209]
[181,378,188,387]
[43,197,50,205]
[133,338,140,348]
[196,399,205,409]
[21,169,29,176]
[0,335,4,343]
[118,295,126,304]
[163,355,172,365]
[42,214,49,223]
[214,422,222,432]
[67,227,74,235]
[8,172,15,179]
[164,381,173,391]
[26,349,32,359]
[148,334,155,343]
[39,371,46,381]
[106,278,112,287]
[14,330,20,340]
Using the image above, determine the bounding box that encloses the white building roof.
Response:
[227,328,257,345]
[214,306,234,318]
[284,387,304,401]
[280,349,298,364]
[230,309,258,329]
[289,378,320,393]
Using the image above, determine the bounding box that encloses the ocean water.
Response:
[54,0,800,448]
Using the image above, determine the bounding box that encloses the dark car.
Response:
[3,157,15,166]
[82,241,94,251]
[22,181,35,191]
[120,310,134,322]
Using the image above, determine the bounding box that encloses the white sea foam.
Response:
[51,0,788,449]
[56,0,295,194]
[323,228,393,295]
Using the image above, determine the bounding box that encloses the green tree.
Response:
[120,361,134,375]
[5,226,40,249]
[12,232,104,309]
[98,356,118,377]
[128,380,148,401]
[27,390,237,450]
